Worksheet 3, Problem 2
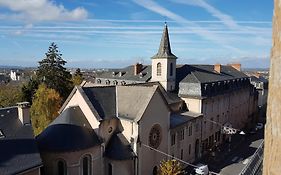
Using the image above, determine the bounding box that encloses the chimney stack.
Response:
[214,64,221,73]
[134,63,143,75]
[17,102,30,125]
[228,63,241,71]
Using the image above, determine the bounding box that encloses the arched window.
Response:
[170,62,173,76]
[105,80,110,85]
[113,80,118,85]
[157,62,161,76]
[97,79,101,84]
[81,155,91,175]
[57,160,67,175]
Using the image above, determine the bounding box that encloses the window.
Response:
[81,155,91,175]
[0,129,4,138]
[121,81,126,85]
[188,125,192,136]
[189,144,191,155]
[105,80,110,85]
[96,79,101,84]
[171,133,176,146]
[157,62,161,76]
[113,80,118,85]
[179,129,184,141]
[57,160,67,175]
[170,62,173,76]
[180,149,183,159]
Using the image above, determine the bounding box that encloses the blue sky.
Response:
[0,0,273,68]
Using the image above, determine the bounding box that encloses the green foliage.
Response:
[159,159,184,175]
[31,84,62,135]
[0,84,23,108]
[72,68,83,85]
[37,42,73,100]
[21,78,39,103]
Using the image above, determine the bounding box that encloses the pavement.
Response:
[185,128,264,175]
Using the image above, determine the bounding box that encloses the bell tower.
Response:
[151,23,177,91]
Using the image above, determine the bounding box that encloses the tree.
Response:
[37,42,73,100]
[72,68,83,85]
[0,84,22,108]
[30,84,62,135]
[21,78,39,104]
[159,159,184,175]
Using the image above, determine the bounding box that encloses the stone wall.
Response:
[263,0,281,174]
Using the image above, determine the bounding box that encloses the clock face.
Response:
[149,124,162,149]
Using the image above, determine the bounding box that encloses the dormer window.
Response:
[105,80,110,85]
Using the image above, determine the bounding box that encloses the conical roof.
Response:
[152,23,177,59]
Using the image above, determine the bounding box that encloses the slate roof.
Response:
[250,76,268,83]
[36,106,101,153]
[117,85,158,121]
[82,86,117,120]
[151,23,177,59]
[0,107,42,175]
[104,133,135,160]
[94,65,151,82]
[125,81,183,105]
[176,64,248,84]
[170,111,202,129]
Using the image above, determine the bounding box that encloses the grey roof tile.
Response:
[36,106,101,153]
[82,86,117,120]
[117,86,157,121]
[104,133,135,160]
[170,111,202,129]
[0,107,42,175]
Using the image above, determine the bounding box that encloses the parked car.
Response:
[194,164,209,175]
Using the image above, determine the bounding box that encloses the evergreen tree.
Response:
[72,68,83,85]
[159,159,184,175]
[21,78,39,104]
[37,42,73,99]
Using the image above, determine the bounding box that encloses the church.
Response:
[33,23,258,175]
[0,24,258,175]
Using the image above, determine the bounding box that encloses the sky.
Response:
[0,0,273,68]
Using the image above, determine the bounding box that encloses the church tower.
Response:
[151,23,177,91]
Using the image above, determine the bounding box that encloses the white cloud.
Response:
[172,0,239,29]
[132,0,243,53]
[0,0,88,22]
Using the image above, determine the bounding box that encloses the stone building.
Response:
[91,23,259,154]
[1,23,257,175]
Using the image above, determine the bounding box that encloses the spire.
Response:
[152,23,177,59]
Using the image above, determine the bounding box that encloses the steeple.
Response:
[152,23,177,59]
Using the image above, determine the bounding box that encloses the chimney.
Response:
[228,63,241,71]
[214,64,221,73]
[134,63,143,75]
[17,102,30,125]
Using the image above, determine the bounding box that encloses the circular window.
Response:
[149,124,162,149]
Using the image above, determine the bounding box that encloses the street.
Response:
[185,128,264,175]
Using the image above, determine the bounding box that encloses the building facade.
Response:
[18,24,259,175]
